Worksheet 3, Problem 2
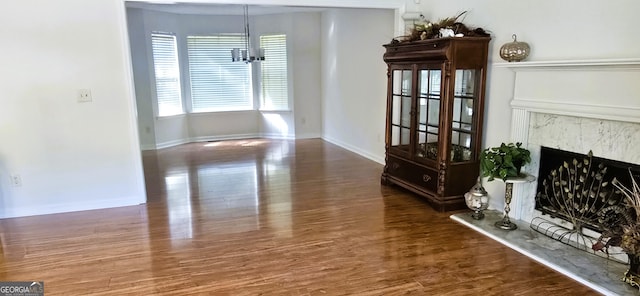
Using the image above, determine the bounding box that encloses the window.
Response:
[260,35,289,110]
[151,33,183,117]
[187,35,252,112]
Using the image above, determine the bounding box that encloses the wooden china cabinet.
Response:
[381,37,491,211]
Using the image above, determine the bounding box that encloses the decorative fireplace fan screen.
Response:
[532,147,638,260]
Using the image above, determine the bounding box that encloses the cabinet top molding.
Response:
[493,58,640,71]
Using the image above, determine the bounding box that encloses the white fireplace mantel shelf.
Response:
[493,58,640,71]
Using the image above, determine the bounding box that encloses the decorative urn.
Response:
[465,177,490,220]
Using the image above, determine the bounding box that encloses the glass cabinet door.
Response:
[451,69,477,162]
[389,69,412,154]
[415,68,441,161]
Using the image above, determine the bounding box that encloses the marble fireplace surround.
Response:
[453,58,640,295]
[500,58,640,223]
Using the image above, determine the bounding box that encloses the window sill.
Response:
[190,109,255,116]
[156,113,186,120]
[259,109,292,113]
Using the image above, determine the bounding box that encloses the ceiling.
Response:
[125,2,327,15]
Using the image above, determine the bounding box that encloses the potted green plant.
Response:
[480,142,531,181]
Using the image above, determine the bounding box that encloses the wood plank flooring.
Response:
[0,139,598,295]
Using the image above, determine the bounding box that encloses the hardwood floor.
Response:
[0,139,597,295]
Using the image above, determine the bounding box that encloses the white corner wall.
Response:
[0,0,146,218]
[127,7,157,150]
[320,8,395,164]
[291,12,322,139]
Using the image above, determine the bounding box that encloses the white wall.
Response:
[409,0,640,206]
[320,8,395,163]
[0,0,146,218]
[291,12,323,139]
[127,8,157,150]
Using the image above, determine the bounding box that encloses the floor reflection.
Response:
[145,139,295,242]
[164,172,193,241]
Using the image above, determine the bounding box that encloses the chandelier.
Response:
[231,5,265,63]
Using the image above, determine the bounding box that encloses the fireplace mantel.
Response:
[496,58,640,221]
[494,58,640,71]
[509,98,640,124]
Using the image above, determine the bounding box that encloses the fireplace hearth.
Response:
[451,211,634,295]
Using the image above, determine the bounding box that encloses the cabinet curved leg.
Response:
[381,173,389,186]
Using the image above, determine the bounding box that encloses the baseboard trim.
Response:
[322,136,385,164]
[259,133,295,140]
[140,143,157,151]
[190,133,261,143]
[295,133,322,139]
[0,196,145,219]
[155,138,191,150]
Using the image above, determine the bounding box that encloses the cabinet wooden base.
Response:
[382,174,467,212]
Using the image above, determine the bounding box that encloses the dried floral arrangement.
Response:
[394,11,490,43]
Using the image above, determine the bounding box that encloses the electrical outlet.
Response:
[78,89,92,103]
[10,174,22,187]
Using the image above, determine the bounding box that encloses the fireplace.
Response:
[495,59,640,224]
[450,59,640,295]
[531,146,640,258]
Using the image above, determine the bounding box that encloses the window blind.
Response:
[187,35,253,112]
[151,33,183,116]
[260,35,289,111]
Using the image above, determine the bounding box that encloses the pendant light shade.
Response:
[231,5,265,63]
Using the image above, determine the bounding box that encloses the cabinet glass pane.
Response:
[428,99,439,126]
[416,68,441,161]
[390,69,413,154]
[421,71,441,97]
[451,69,477,163]
[417,132,439,160]
[461,99,473,129]
[453,97,461,122]
[401,97,411,127]
[391,126,400,145]
[401,128,411,144]
[393,70,412,96]
[454,69,475,96]
[419,98,427,123]
[391,96,400,125]
[391,126,412,152]
[392,70,411,96]
[392,70,401,94]
[451,131,472,162]
[453,98,474,128]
